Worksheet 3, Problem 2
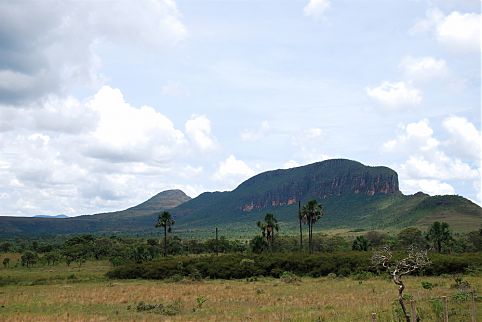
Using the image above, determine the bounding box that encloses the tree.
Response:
[467,229,482,251]
[62,244,89,267]
[256,213,279,248]
[44,252,61,266]
[397,227,427,250]
[301,200,324,253]
[21,251,38,268]
[0,242,12,252]
[250,235,268,254]
[3,257,10,268]
[364,231,388,247]
[426,221,452,253]
[352,236,370,251]
[298,201,303,251]
[372,245,430,322]
[155,211,175,257]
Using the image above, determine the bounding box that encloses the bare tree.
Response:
[372,245,430,322]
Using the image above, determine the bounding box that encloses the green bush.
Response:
[135,300,181,315]
[106,252,482,281]
[421,281,433,290]
[280,271,301,283]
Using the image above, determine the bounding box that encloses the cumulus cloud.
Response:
[0,0,187,104]
[442,116,482,161]
[400,56,448,82]
[411,9,480,53]
[383,117,481,202]
[0,86,219,216]
[304,0,330,18]
[383,120,439,153]
[213,155,255,184]
[185,115,217,151]
[366,81,422,109]
[401,179,455,196]
[84,86,187,163]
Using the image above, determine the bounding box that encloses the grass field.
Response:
[0,258,481,321]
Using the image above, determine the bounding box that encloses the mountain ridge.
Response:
[0,159,480,236]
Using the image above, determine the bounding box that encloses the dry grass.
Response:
[1,265,481,322]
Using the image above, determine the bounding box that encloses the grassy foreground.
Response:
[0,260,481,321]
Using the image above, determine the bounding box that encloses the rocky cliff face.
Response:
[234,159,399,212]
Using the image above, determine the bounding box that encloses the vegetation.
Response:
[1,160,480,237]
[426,221,453,253]
[301,199,324,253]
[256,213,279,248]
[372,246,431,322]
[0,259,480,321]
[0,218,481,321]
[107,251,482,280]
[155,211,175,257]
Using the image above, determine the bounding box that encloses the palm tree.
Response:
[426,221,452,253]
[155,211,175,257]
[301,199,324,253]
[298,201,303,251]
[257,213,279,248]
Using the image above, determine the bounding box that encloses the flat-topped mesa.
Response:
[236,159,399,212]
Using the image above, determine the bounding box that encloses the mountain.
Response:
[170,159,480,232]
[0,189,191,236]
[80,189,191,220]
[33,214,69,219]
[0,159,480,236]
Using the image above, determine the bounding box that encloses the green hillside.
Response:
[0,159,480,237]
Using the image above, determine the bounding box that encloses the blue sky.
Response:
[0,0,480,216]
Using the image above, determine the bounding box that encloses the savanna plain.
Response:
[1,256,481,322]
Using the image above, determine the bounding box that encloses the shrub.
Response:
[135,300,181,315]
[280,271,301,283]
[421,281,433,290]
[106,252,482,281]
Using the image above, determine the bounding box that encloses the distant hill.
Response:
[0,159,480,236]
[80,189,191,220]
[33,214,69,219]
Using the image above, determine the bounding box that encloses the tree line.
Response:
[0,199,480,268]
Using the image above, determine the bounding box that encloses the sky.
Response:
[0,0,480,217]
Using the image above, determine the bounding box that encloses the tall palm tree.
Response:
[155,211,175,257]
[257,213,279,248]
[426,221,452,253]
[301,199,324,253]
[298,201,303,251]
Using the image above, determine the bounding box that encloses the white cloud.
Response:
[383,117,481,201]
[400,56,448,81]
[442,116,482,161]
[0,0,187,104]
[383,120,439,153]
[401,179,455,195]
[85,86,186,162]
[304,0,330,18]
[366,81,422,109]
[241,121,270,141]
[436,11,480,53]
[185,115,217,151]
[213,155,255,183]
[412,9,480,53]
[400,155,479,181]
[0,86,219,216]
